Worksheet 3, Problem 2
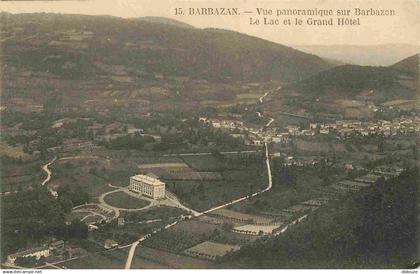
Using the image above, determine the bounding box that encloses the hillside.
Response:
[219,169,419,268]
[293,44,420,66]
[281,55,419,102]
[390,53,419,78]
[0,12,333,82]
[133,17,194,28]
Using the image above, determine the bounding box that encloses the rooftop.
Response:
[234,224,282,234]
[8,246,49,258]
[131,174,165,186]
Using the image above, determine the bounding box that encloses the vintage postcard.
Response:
[0,0,419,271]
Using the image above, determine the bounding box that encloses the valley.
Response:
[0,12,418,270]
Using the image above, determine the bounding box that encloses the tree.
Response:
[58,197,73,213]
[14,256,37,267]
[66,220,88,239]
[222,222,234,231]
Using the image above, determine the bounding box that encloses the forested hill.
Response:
[219,168,419,269]
[0,12,333,82]
[278,54,418,102]
[390,53,419,78]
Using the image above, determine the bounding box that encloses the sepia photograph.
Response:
[0,0,419,271]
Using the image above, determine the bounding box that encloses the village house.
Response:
[104,239,118,249]
[355,173,381,184]
[285,125,300,135]
[319,128,330,134]
[7,246,50,265]
[373,166,404,177]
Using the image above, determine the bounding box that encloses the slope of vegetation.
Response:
[284,65,416,102]
[220,168,419,268]
[1,12,332,82]
[1,185,90,260]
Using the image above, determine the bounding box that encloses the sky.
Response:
[1,0,419,46]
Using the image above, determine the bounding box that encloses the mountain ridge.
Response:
[278,53,419,103]
[0,12,334,83]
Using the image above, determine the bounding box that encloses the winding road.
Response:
[124,91,278,268]
[258,92,269,103]
[41,157,56,186]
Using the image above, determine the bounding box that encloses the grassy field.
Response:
[181,155,230,171]
[143,228,208,253]
[90,221,162,246]
[141,215,257,256]
[235,93,264,100]
[1,158,43,192]
[132,246,211,269]
[103,191,150,209]
[66,211,91,222]
[296,141,331,153]
[165,154,266,211]
[382,99,420,110]
[229,171,334,216]
[142,219,220,253]
[58,248,128,269]
[0,142,31,160]
[50,158,113,199]
[167,176,266,211]
[171,219,219,236]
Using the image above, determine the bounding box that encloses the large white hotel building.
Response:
[129,174,165,199]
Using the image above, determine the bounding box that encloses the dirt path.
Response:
[41,157,57,186]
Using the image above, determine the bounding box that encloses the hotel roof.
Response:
[131,174,165,186]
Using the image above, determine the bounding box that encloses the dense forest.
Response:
[0,185,90,260]
[220,168,419,268]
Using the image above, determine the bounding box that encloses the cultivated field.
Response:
[58,248,128,269]
[132,246,211,269]
[184,241,240,260]
[210,209,274,225]
[0,142,31,160]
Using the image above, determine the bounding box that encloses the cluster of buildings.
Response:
[199,117,271,146]
[230,198,324,237]
[7,240,64,265]
[260,117,418,144]
[129,174,166,200]
[200,115,419,147]
[302,116,419,138]
[223,163,404,238]
[327,165,404,196]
